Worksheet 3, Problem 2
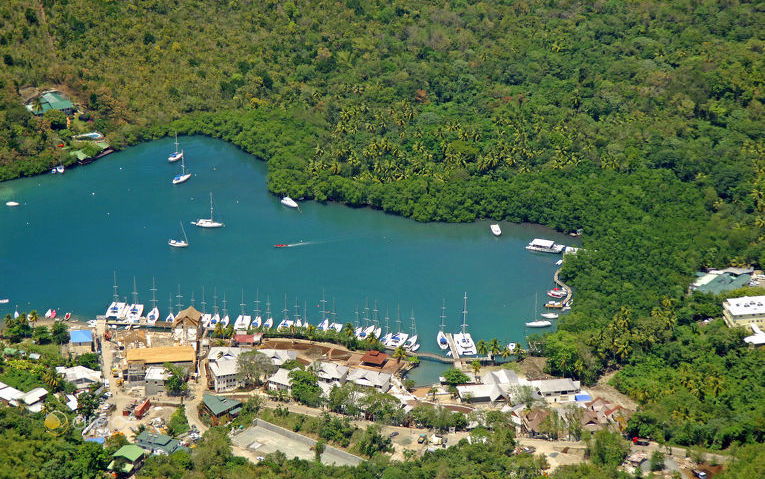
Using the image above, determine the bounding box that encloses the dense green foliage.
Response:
[168,405,190,437]
[1,0,764,460]
[288,368,323,407]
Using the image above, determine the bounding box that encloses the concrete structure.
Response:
[108,444,145,475]
[206,347,245,392]
[144,366,170,396]
[723,295,765,329]
[347,367,392,392]
[267,368,292,393]
[135,431,187,455]
[124,345,195,385]
[55,365,101,390]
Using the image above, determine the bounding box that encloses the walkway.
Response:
[553,269,573,304]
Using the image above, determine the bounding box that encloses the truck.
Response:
[134,399,151,419]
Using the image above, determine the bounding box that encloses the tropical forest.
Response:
[0,0,763,477]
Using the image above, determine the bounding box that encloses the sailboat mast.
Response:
[150,277,158,309]
[201,286,207,314]
[213,288,218,315]
[410,307,417,336]
[190,291,195,307]
[373,300,379,327]
[209,192,214,221]
[266,295,271,318]
[282,293,288,321]
[461,291,468,335]
[113,271,119,302]
[176,284,183,311]
[331,298,337,324]
[240,289,246,315]
[354,306,360,328]
[222,292,228,317]
[132,276,138,304]
[384,308,390,335]
[320,289,327,321]
[254,289,261,316]
[440,299,446,331]
[294,298,300,322]
[304,300,308,324]
[396,305,401,332]
[168,293,174,315]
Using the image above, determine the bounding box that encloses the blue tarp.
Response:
[70,329,93,343]
[85,437,105,444]
[575,394,592,402]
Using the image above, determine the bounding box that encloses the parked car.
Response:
[417,434,426,444]
[389,431,399,438]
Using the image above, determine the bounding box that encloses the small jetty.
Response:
[553,268,573,304]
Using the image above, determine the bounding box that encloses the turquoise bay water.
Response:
[0,136,574,384]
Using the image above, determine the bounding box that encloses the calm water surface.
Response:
[0,136,575,384]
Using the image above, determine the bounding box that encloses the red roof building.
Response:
[231,333,262,347]
[360,350,388,367]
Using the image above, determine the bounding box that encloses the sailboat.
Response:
[168,133,183,162]
[277,294,291,330]
[381,308,392,345]
[126,277,144,323]
[386,306,408,348]
[146,278,159,325]
[200,287,211,328]
[169,221,189,248]
[405,308,420,352]
[220,293,230,328]
[234,290,252,331]
[281,196,298,208]
[372,302,382,339]
[436,299,449,350]
[210,289,220,327]
[106,272,126,318]
[328,298,342,332]
[251,290,262,328]
[192,192,224,228]
[317,290,329,331]
[172,154,191,184]
[165,293,175,322]
[526,292,552,327]
[262,296,273,328]
[454,292,477,356]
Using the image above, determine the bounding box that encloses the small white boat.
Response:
[281,196,298,208]
[45,309,52,319]
[437,330,449,350]
[169,221,189,247]
[5,201,19,207]
[13,310,19,319]
[87,320,97,328]
[192,192,224,228]
[545,301,564,309]
[168,133,183,162]
[490,224,502,236]
[547,288,566,299]
[555,259,564,266]
[541,312,559,319]
[263,317,274,329]
[507,342,517,352]
[146,307,159,325]
[0,299,9,304]
[56,165,65,174]
[165,312,175,323]
[172,155,191,185]
[526,320,552,328]
[252,315,262,328]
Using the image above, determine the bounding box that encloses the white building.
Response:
[145,366,170,396]
[313,361,349,384]
[55,366,102,390]
[0,383,24,406]
[207,347,245,392]
[347,368,392,393]
[258,349,298,367]
[533,378,581,400]
[723,295,765,329]
[267,368,292,393]
[22,387,48,413]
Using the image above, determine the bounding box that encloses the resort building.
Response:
[135,431,187,455]
[69,329,94,354]
[107,444,145,476]
[206,347,245,392]
[144,366,170,396]
[360,350,388,368]
[26,91,75,116]
[722,295,765,329]
[55,365,101,390]
[533,378,581,400]
[267,368,292,394]
[231,333,262,347]
[691,268,754,295]
[173,307,201,349]
[457,384,512,404]
[481,369,519,386]
[312,361,349,384]
[124,345,196,385]
[347,368,392,393]
[202,393,242,422]
[258,348,297,367]
[520,408,553,438]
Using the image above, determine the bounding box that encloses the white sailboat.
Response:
[168,133,183,162]
[126,277,144,323]
[210,289,220,326]
[405,308,419,351]
[525,293,553,327]
[169,221,189,248]
[146,278,159,325]
[251,290,262,328]
[436,299,449,350]
[453,292,477,356]
[220,293,230,328]
[165,293,175,323]
[541,312,559,319]
[372,301,382,338]
[386,306,408,348]
[200,287,211,329]
[192,192,224,228]
[281,196,298,208]
[105,271,122,318]
[262,296,273,329]
[490,224,502,236]
[234,290,252,331]
[172,154,191,184]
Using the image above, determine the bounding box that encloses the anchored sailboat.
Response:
[436,299,449,350]
[168,133,183,162]
[454,292,477,355]
[192,192,224,228]
[172,154,191,184]
[169,221,189,248]
[146,277,159,325]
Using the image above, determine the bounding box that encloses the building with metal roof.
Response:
[26,91,75,115]
[107,444,145,474]
[723,295,765,329]
[136,431,187,455]
[202,393,242,420]
[70,329,93,344]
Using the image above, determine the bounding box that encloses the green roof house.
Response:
[202,393,242,420]
[135,431,188,455]
[107,444,145,475]
[26,91,75,116]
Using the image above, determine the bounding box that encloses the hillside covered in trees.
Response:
[1,0,763,453]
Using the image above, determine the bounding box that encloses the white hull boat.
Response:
[541,312,559,319]
[329,322,342,332]
[526,320,552,328]
[386,332,408,348]
[454,332,477,356]
[165,312,175,323]
[318,318,329,331]
[168,134,183,162]
[407,343,421,352]
[201,313,212,328]
[45,309,52,318]
[507,342,517,352]
[526,238,565,254]
[210,313,220,326]
[172,173,191,184]
[263,317,274,329]
[405,334,418,348]
[169,239,189,247]
[437,330,449,350]
[381,332,392,344]
[373,327,382,339]
[127,304,144,323]
[252,316,262,328]
[547,288,566,299]
[221,315,230,327]
[234,314,252,330]
[490,224,502,236]
[106,302,126,318]
[281,196,298,208]
[146,307,159,324]
[192,193,224,228]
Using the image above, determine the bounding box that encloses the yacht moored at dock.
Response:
[525,238,564,254]
[453,292,477,356]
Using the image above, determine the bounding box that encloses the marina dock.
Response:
[444,332,463,368]
[553,268,573,304]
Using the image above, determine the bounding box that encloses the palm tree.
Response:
[428,386,439,402]
[477,339,488,357]
[393,346,408,361]
[306,324,316,340]
[471,359,481,383]
[213,322,224,338]
[342,323,355,340]
[500,346,512,361]
[43,368,60,390]
[488,338,502,359]
[28,310,39,326]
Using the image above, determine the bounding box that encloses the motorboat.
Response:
[50,309,57,319]
[545,301,564,309]
[490,224,502,236]
[5,201,19,207]
[192,192,224,228]
[526,320,552,328]
[274,244,288,248]
[56,165,65,174]
[64,312,71,321]
[525,238,565,254]
[541,312,559,319]
[172,154,191,185]
[13,310,19,319]
[168,133,183,162]
[45,309,52,318]
[547,288,566,299]
[437,330,449,350]
[0,299,8,304]
[146,307,159,325]
[555,259,564,266]
[281,196,298,208]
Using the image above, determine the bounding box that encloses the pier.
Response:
[553,268,573,304]
[445,332,464,368]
